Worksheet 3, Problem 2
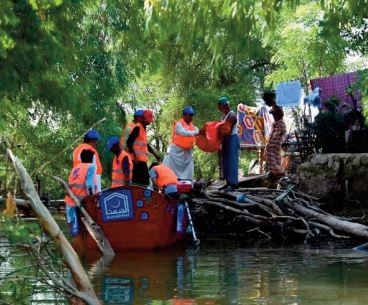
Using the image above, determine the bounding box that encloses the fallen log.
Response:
[285,200,368,239]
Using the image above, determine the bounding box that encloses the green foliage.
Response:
[1,0,368,189]
[0,0,150,196]
[264,3,347,89]
[145,0,367,74]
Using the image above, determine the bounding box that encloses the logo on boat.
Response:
[99,190,134,222]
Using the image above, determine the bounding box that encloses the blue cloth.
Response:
[106,136,120,150]
[86,164,96,194]
[85,129,101,140]
[182,106,196,115]
[222,134,239,186]
[276,80,302,107]
[304,87,321,108]
[149,168,178,195]
[66,205,79,236]
[176,204,185,233]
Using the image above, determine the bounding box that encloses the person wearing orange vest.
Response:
[163,106,199,181]
[119,109,145,154]
[149,163,180,200]
[65,149,97,236]
[127,109,159,186]
[106,136,133,187]
[72,129,103,192]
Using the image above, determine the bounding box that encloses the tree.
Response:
[264,3,347,90]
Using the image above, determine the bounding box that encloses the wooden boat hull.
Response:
[80,185,188,251]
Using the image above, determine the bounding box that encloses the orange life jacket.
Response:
[153,164,178,189]
[64,163,96,206]
[72,143,103,175]
[171,118,196,150]
[132,122,148,162]
[111,150,133,187]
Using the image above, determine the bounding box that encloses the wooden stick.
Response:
[286,200,368,238]
[0,196,29,208]
[5,146,101,305]
[32,118,106,176]
[204,200,271,226]
[47,174,115,258]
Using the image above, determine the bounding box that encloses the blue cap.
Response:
[106,136,120,151]
[183,106,196,115]
[134,109,144,117]
[218,96,229,105]
[85,129,101,140]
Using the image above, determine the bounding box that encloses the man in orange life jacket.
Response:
[120,109,145,152]
[65,149,97,236]
[126,109,159,186]
[72,129,103,192]
[106,136,133,187]
[163,106,199,181]
[149,162,180,200]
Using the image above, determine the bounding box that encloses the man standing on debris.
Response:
[65,149,97,236]
[106,136,133,187]
[262,91,286,178]
[72,129,103,192]
[127,109,159,186]
[218,96,239,191]
[163,106,199,181]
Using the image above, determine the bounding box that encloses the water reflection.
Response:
[79,239,368,305]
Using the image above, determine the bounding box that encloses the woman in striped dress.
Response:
[262,91,286,178]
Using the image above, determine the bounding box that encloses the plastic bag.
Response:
[196,121,224,152]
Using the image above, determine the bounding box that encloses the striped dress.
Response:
[265,120,286,176]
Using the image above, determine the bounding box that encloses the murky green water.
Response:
[2,213,368,304]
[80,239,368,305]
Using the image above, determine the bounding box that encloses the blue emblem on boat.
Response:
[143,189,152,198]
[99,189,134,222]
[136,200,144,207]
[140,211,149,220]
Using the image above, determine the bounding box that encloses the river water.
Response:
[80,239,368,305]
[2,216,368,305]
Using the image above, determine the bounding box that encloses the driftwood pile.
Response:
[191,185,368,242]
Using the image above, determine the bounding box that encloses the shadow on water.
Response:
[76,238,368,305]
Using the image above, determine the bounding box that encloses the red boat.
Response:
[80,185,188,251]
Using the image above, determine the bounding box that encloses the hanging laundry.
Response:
[237,104,273,145]
[310,72,361,109]
[275,80,302,107]
[304,87,321,108]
